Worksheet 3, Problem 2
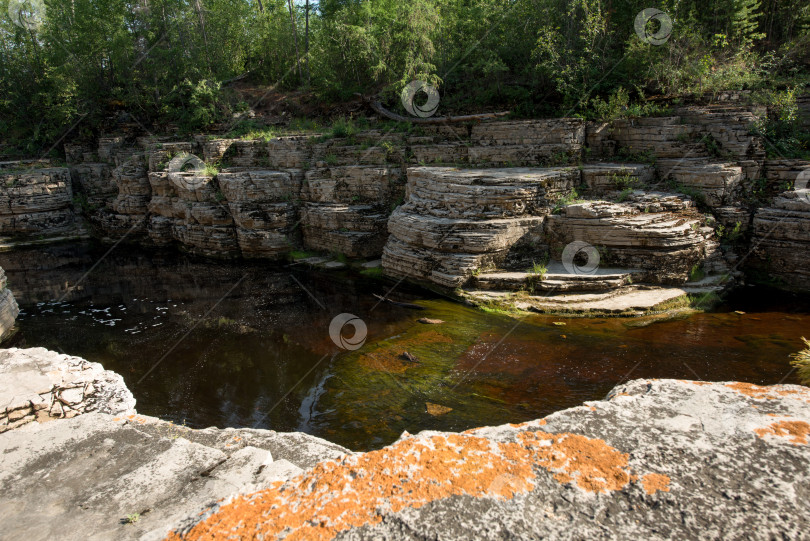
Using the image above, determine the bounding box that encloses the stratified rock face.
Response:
[383,167,721,290]
[69,163,117,206]
[383,167,577,287]
[0,266,19,341]
[99,154,151,238]
[658,158,745,208]
[301,165,403,257]
[0,167,76,235]
[218,170,301,258]
[580,163,655,194]
[167,172,240,258]
[168,379,810,541]
[589,107,764,162]
[43,104,808,290]
[0,347,135,433]
[543,194,712,283]
[468,119,585,166]
[751,191,810,289]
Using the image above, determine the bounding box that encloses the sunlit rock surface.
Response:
[2,105,809,294]
[1,348,808,540]
[169,379,810,541]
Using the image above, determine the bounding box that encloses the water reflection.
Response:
[2,241,808,451]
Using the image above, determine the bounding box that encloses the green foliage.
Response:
[616,187,634,202]
[527,260,548,280]
[612,171,638,191]
[289,250,316,261]
[72,193,97,213]
[360,266,384,279]
[751,88,810,159]
[551,189,581,214]
[688,264,706,282]
[1,0,809,153]
[226,120,277,141]
[588,88,670,121]
[203,163,220,177]
[124,513,140,524]
[330,117,358,138]
[789,337,810,386]
[716,221,743,243]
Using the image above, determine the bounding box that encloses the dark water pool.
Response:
[2,241,809,451]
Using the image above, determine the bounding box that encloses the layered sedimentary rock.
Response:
[657,159,745,207]
[166,172,239,258]
[467,119,585,166]
[69,163,116,206]
[300,165,404,257]
[0,266,19,341]
[218,169,301,258]
[0,167,75,235]
[579,163,655,194]
[384,167,578,287]
[98,154,151,238]
[750,190,810,289]
[543,194,714,283]
[589,107,764,162]
[4,102,796,291]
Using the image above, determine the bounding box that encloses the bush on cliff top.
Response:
[1,0,809,153]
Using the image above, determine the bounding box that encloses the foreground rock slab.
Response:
[0,347,134,432]
[0,349,349,541]
[169,379,810,540]
[1,347,808,540]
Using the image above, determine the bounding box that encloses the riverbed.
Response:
[2,241,808,450]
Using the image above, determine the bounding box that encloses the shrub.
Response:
[790,337,810,385]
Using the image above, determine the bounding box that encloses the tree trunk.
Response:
[193,0,212,74]
[287,0,301,80]
[305,0,311,86]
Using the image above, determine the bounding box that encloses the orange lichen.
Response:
[726,382,810,403]
[517,432,634,493]
[641,473,671,495]
[167,430,643,541]
[754,420,810,445]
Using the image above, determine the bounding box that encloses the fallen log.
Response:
[369,100,510,125]
[373,293,426,310]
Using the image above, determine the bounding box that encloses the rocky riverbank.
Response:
[1,104,809,315]
[1,347,808,540]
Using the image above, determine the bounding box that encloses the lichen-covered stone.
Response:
[167,378,810,541]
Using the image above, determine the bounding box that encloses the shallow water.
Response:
[2,241,808,451]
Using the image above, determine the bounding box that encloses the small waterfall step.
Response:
[473,263,646,293]
[464,274,729,315]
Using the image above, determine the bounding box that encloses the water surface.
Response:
[3,241,808,451]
